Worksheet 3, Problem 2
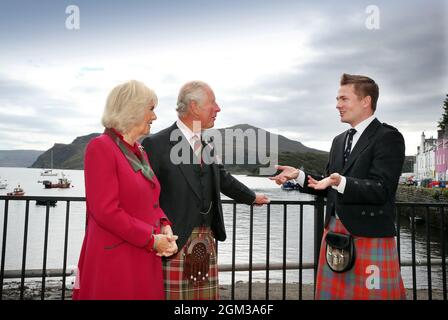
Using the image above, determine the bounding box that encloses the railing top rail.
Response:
[222,199,319,205]
[395,202,448,207]
[0,195,85,201]
[2,195,448,206]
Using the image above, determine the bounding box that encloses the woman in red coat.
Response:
[72,80,178,300]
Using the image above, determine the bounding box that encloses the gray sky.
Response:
[0,0,446,155]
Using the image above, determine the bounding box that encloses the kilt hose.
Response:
[162,226,219,300]
[315,217,406,300]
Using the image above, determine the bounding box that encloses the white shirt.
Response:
[295,115,377,194]
[176,119,201,151]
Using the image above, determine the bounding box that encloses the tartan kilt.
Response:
[315,217,406,300]
[162,226,219,300]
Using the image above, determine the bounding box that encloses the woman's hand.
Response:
[154,233,178,257]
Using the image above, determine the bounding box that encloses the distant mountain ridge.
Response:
[0,150,44,167]
[29,124,329,174]
[30,133,101,170]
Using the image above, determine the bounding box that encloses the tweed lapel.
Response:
[104,128,155,183]
[342,118,381,174]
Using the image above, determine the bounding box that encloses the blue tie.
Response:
[343,129,357,165]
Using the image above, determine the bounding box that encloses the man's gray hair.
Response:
[176,81,210,117]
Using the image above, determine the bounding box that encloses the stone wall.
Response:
[396,186,448,231]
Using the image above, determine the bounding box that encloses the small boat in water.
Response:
[40,169,58,177]
[7,185,25,196]
[409,215,426,225]
[0,178,7,189]
[42,173,71,189]
[281,181,299,191]
[40,150,58,176]
[36,200,57,206]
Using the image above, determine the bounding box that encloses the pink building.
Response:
[435,129,448,181]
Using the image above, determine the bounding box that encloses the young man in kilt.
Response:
[142,81,270,299]
[270,73,406,300]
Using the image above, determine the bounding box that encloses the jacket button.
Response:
[370,212,375,216]
[361,211,366,215]
[355,181,359,185]
[377,183,382,186]
[379,210,383,214]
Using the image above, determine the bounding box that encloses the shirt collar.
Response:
[176,119,201,142]
[352,115,376,136]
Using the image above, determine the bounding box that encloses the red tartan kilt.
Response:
[163,226,219,300]
[315,217,406,300]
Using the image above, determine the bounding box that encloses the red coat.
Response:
[72,134,168,300]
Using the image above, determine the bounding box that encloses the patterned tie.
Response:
[192,134,203,165]
[343,128,357,165]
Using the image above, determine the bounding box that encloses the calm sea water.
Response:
[0,167,447,289]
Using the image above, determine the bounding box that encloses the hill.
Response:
[0,150,44,167]
[30,133,101,170]
[29,125,329,174]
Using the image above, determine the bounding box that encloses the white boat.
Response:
[40,169,58,176]
[40,150,58,176]
[0,178,7,189]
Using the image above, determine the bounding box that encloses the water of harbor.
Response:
[0,167,447,290]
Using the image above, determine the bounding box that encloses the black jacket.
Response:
[299,118,405,237]
[142,123,256,249]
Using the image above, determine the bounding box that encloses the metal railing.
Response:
[0,195,447,300]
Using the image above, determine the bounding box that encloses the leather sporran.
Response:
[184,237,211,285]
[325,231,356,273]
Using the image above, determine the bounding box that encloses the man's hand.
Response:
[253,193,270,206]
[307,173,342,190]
[269,165,300,185]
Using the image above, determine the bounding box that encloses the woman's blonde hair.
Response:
[101,80,158,134]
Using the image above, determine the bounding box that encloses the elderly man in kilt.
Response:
[142,81,270,299]
[271,73,406,300]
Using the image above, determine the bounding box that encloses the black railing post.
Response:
[396,206,401,265]
[425,206,432,300]
[61,201,71,300]
[231,203,236,300]
[441,206,447,300]
[265,204,270,300]
[20,200,30,300]
[282,204,287,300]
[411,207,417,300]
[248,205,254,300]
[41,203,51,300]
[299,204,304,300]
[313,196,325,296]
[0,199,9,300]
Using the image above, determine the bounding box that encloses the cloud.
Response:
[0,74,90,148]
[0,0,445,156]
[215,1,447,154]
